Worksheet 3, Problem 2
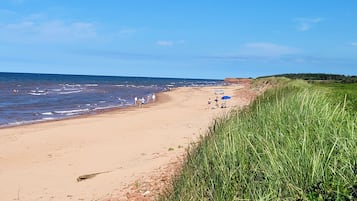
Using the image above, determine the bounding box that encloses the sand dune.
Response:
[0,85,253,201]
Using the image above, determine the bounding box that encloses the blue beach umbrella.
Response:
[221,95,231,100]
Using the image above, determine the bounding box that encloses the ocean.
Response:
[0,72,222,128]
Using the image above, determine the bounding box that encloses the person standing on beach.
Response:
[214,96,219,108]
[152,94,156,102]
[138,98,143,108]
[134,97,138,106]
[141,97,145,105]
[207,98,212,109]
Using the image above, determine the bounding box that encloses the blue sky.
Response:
[0,0,356,79]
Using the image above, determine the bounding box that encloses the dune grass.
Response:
[160,80,356,200]
[316,82,357,112]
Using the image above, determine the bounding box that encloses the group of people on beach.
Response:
[135,93,156,107]
[208,96,227,109]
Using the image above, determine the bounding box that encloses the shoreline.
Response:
[0,88,171,131]
[0,72,224,130]
[0,84,252,201]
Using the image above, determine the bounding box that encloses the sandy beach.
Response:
[0,84,254,201]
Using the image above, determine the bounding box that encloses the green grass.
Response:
[316,82,357,112]
[160,80,357,200]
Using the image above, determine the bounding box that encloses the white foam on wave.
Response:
[64,84,81,87]
[6,121,35,127]
[42,117,56,120]
[28,92,48,96]
[94,105,120,111]
[126,85,149,88]
[84,84,98,87]
[3,117,56,128]
[54,108,90,115]
[117,98,126,101]
[52,88,62,92]
[42,112,53,115]
[58,90,82,95]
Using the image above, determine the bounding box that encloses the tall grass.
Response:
[161,80,357,200]
[316,82,357,112]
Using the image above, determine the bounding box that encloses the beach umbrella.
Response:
[221,95,231,100]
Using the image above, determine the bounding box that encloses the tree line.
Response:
[258,73,357,83]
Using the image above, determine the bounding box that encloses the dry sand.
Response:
[0,85,254,201]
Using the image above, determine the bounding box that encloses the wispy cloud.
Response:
[200,42,300,63]
[9,0,26,4]
[177,40,186,44]
[0,20,97,43]
[156,40,185,47]
[0,9,17,16]
[350,42,357,46]
[295,17,323,32]
[157,40,174,46]
[74,48,192,61]
[241,42,300,57]
[119,28,138,35]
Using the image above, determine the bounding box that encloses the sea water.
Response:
[0,72,222,127]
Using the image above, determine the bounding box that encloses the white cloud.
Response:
[295,17,323,32]
[41,21,96,38]
[4,21,34,30]
[156,40,185,47]
[0,20,97,43]
[119,28,137,35]
[0,9,17,16]
[9,0,25,4]
[294,58,305,63]
[157,40,174,46]
[203,42,300,62]
[350,42,357,46]
[25,13,46,21]
[241,42,300,57]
